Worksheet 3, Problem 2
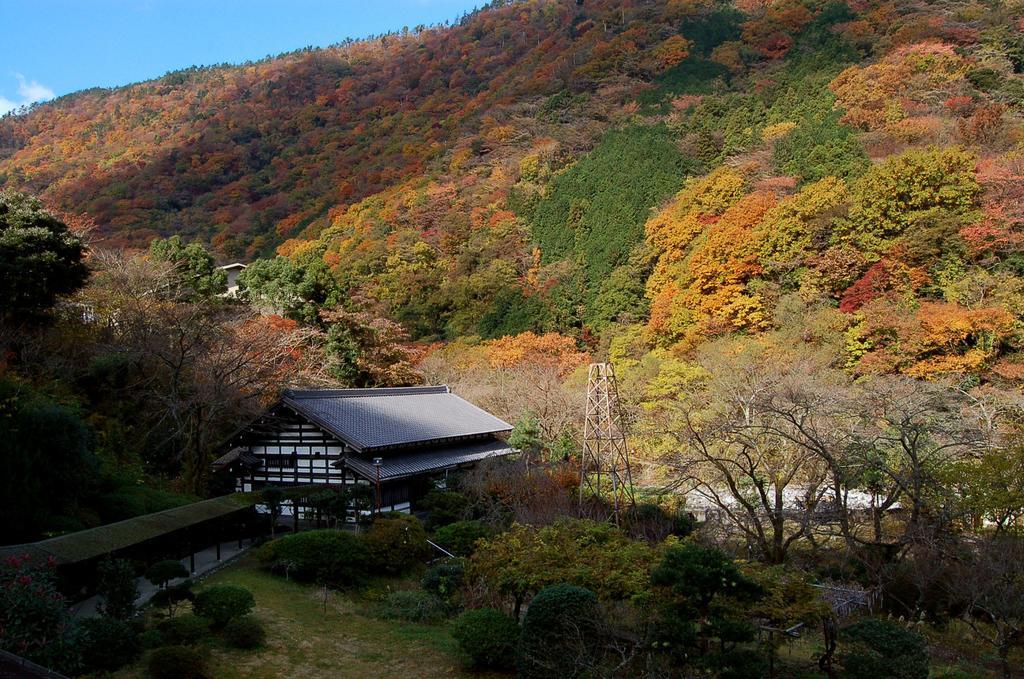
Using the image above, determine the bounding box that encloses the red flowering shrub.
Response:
[0,554,77,670]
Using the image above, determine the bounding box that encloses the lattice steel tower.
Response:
[580,362,636,522]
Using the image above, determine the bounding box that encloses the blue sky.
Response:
[0,0,483,114]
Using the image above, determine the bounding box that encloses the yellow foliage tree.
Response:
[644,167,747,300]
[757,176,848,271]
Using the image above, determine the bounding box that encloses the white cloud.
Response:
[16,74,54,102]
[0,73,54,115]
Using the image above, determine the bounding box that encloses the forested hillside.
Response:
[6,0,1024,363]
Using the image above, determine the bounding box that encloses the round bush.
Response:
[257,529,369,584]
[432,520,493,557]
[451,608,519,670]
[156,613,211,645]
[192,585,254,627]
[146,560,189,588]
[364,514,431,575]
[421,560,465,602]
[518,584,600,679]
[150,581,195,613]
[377,590,448,623]
[138,628,165,650]
[839,618,929,679]
[147,645,210,679]
[420,490,470,530]
[76,616,141,672]
[223,615,266,649]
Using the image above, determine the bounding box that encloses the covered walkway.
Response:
[0,494,258,599]
[72,536,253,618]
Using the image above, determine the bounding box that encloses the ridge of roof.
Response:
[284,385,450,399]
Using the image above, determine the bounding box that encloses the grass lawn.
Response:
[116,554,505,679]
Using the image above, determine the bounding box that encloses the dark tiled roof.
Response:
[0,650,70,679]
[212,447,260,470]
[282,386,512,452]
[342,438,515,481]
[0,495,252,565]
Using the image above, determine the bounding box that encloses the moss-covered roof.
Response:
[0,494,253,565]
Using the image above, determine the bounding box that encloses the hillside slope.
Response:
[6,0,1024,383]
[0,0,696,255]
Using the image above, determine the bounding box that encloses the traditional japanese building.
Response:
[214,386,515,515]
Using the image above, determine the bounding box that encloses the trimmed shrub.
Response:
[518,584,601,679]
[703,647,769,679]
[96,557,139,620]
[377,590,448,623]
[146,560,189,588]
[363,514,431,575]
[257,529,369,584]
[223,615,266,649]
[138,628,165,649]
[192,586,254,628]
[76,616,140,672]
[432,520,493,557]
[420,490,469,530]
[156,614,211,645]
[839,618,929,679]
[626,503,695,541]
[147,645,210,679]
[150,581,195,616]
[421,560,465,602]
[451,608,519,670]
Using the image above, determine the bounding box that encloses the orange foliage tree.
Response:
[829,42,967,132]
[847,300,1017,378]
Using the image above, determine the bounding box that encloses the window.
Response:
[264,454,296,469]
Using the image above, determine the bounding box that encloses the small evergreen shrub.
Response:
[147,645,210,679]
[223,615,267,649]
[421,560,465,602]
[839,618,929,679]
[192,586,254,627]
[138,628,165,649]
[432,520,493,557]
[156,614,211,645]
[76,616,141,672]
[451,608,519,670]
[420,490,469,530]
[96,557,139,620]
[146,560,189,588]
[257,529,369,584]
[518,584,600,679]
[363,514,431,575]
[377,590,448,623]
[150,581,195,616]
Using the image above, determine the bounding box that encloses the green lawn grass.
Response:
[116,554,505,679]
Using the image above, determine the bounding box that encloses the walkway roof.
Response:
[0,494,252,565]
